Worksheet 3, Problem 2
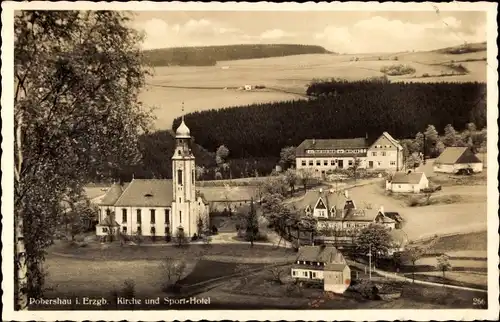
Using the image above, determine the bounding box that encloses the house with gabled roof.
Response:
[386,171,429,193]
[433,147,483,174]
[291,245,351,294]
[95,118,209,239]
[295,132,403,178]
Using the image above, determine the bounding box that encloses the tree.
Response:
[435,254,452,284]
[268,265,286,284]
[356,224,392,265]
[400,246,424,283]
[279,146,296,170]
[424,125,439,156]
[161,257,187,292]
[245,199,259,247]
[405,153,421,170]
[350,156,362,183]
[284,169,298,196]
[195,165,206,180]
[298,169,314,193]
[14,11,154,310]
[299,214,318,245]
[443,124,458,147]
[414,132,425,155]
[175,228,187,247]
[216,145,230,166]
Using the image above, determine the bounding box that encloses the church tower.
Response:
[171,114,197,237]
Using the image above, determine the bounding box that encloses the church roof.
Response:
[100,183,129,206]
[114,179,174,207]
[176,119,191,138]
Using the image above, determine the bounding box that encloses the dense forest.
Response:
[105,130,278,182]
[143,44,331,66]
[173,81,486,159]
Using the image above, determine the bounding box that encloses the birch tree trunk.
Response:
[15,113,28,310]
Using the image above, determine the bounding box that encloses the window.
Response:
[102,227,108,233]
[137,209,142,224]
[292,270,296,276]
[192,170,195,184]
[106,209,111,216]
[372,152,377,156]
[303,271,307,277]
[150,209,156,224]
[323,160,328,166]
[312,272,316,278]
[179,211,182,224]
[316,160,321,166]
[378,161,381,166]
[122,209,127,223]
[381,152,386,156]
[390,161,396,166]
[309,160,313,166]
[331,160,335,165]
[177,169,183,185]
[165,209,170,224]
[150,226,156,234]
[348,160,353,166]
[122,226,127,233]
[179,197,181,203]
[302,160,306,166]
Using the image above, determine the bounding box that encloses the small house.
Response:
[433,147,483,174]
[386,171,429,193]
[291,245,346,281]
[324,263,351,294]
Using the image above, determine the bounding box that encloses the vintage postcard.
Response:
[2,1,498,321]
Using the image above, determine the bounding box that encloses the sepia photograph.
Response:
[1,1,498,321]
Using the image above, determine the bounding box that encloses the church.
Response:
[95,118,210,239]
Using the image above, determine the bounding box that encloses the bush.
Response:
[407,196,421,207]
[351,279,380,300]
[74,235,85,242]
[191,233,198,241]
[380,64,416,76]
[122,279,136,298]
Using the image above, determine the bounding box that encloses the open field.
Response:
[412,271,488,289]
[347,183,486,241]
[141,48,486,130]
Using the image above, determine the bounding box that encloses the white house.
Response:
[291,245,345,279]
[433,147,483,174]
[386,171,429,193]
[295,132,404,178]
[96,118,210,239]
[324,263,351,294]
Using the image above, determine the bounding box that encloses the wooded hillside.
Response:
[143,44,332,66]
[173,81,486,159]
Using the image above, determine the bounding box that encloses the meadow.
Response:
[140,47,486,130]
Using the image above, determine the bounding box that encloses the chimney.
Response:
[379,205,384,214]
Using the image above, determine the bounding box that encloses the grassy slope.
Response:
[142,42,487,130]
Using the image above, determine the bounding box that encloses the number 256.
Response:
[473,298,486,305]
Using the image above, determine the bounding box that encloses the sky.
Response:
[131,11,487,53]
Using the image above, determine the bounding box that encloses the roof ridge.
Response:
[113,178,136,206]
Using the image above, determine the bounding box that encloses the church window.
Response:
[178,150,181,155]
[150,209,156,224]
[192,170,195,184]
[179,197,181,203]
[179,211,182,224]
[137,209,142,224]
[165,209,170,224]
[177,170,183,185]
[122,209,127,223]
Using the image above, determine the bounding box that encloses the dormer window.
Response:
[144,193,153,197]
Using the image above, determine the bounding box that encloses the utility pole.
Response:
[368,243,372,280]
[422,133,426,165]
